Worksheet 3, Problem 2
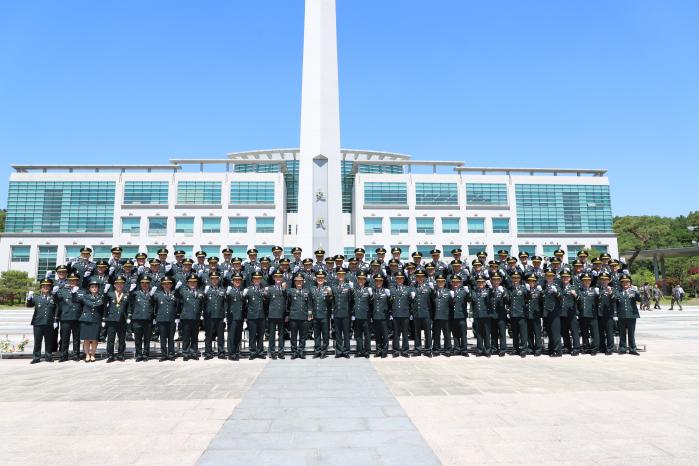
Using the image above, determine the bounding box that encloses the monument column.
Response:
[297,0,344,255]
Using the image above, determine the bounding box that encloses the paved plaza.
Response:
[1,309,698,465]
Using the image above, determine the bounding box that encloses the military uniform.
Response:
[332,277,353,358]
[597,275,617,354]
[389,279,412,357]
[577,277,600,354]
[103,284,129,361]
[154,284,179,360]
[450,283,469,356]
[525,278,544,355]
[288,279,311,358]
[470,282,492,356]
[226,280,245,360]
[309,278,333,357]
[177,279,203,360]
[371,281,391,358]
[128,283,156,361]
[488,276,509,356]
[432,284,453,356]
[245,280,267,359]
[203,279,228,359]
[412,278,434,356]
[542,278,562,356]
[508,279,530,356]
[560,277,581,355]
[27,284,58,363]
[351,276,373,357]
[54,277,82,361]
[617,278,641,355]
[266,280,288,359]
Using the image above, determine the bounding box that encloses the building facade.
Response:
[0,151,617,278]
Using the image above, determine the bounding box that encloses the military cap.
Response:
[247,248,258,255]
[356,271,368,279]
[195,251,207,258]
[149,259,161,266]
[67,272,80,281]
[609,259,620,266]
[88,277,101,286]
[405,261,416,269]
[600,253,612,260]
[231,257,242,264]
[231,273,244,280]
[510,271,522,279]
[425,263,436,270]
[450,275,462,282]
[315,270,327,278]
[435,274,447,281]
[476,276,486,282]
[324,257,334,263]
[519,251,530,258]
[40,278,54,286]
[291,247,303,254]
[545,270,555,276]
[182,258,194,265]
[174,250,186,257]
[370,259,381,267]
[620,275,632,283]
[354,248,365,254]
[314,249,325,256]
[490,272,503,280]
[375,247,387,254]
[334,254,345,261]
[476,250,488,257]
[391,247,402,254]
[497,249,509,256]
[506,256,517,263]
[415,270,426,277]
[554,249,565,256]
[280,258,290,265]
[55,265,69,273]
[411,252,423,259]
[451,259,463,265]
[157,248,169,255]
[161,277,174,285]
[250,271,263,279]
[260,257,271,263]
[302,258,313,265]
[430,249,441,255]
[96,260,109,267]
[80,247,93,254]
[207,256,219,263]
[135,252,147,260]
[373,274,384,281]
[472,259,483,267]
[272,246,283,253]
[111,246,123,254]
[388,258,400,265]
[221,248,233,255]
[560,271,572,277]
[550,258,562,265]
[581,273,593,281]
[599,272,612,280]
[139,275,152,283]
[592,257,602,264]
[526,274,538,282]
[122,260,135,268]
[488,260,498,267]
[336,268,347,275]
[394,271,406,279]
[451,248,462,255]
[577,250,589,257]
[113,275,126,284]
[209,271,221,279]
[532,256,543,262]
[293,273,305,281]
[187,274,199,282]
[273,270,283,277]
[573,260,584,267]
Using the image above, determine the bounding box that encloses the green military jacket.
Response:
[288,287,311,321]
[371,287,391,320]
[203,285,228,320]
[103,290,129,322]
[508,284,528,318]
[470,287,492,319]
[616,288,641,319]
[412,283,434,319]
[154,290,179,323]
[542,282,562,318]
[389,285,413,319]
[351,285,372,320]
[451,287,469,319]
[309,285,333,320]
[178,285,203,320]
[433,288,452,321]
[265,285,288,320]
[75,292,105,324]
[129,288,155,320]
[244,286,266,320]
[561,283,579,318]
[332,281,354,319]
[577,286,599,318]
[28,293,57,326]
[227,286,245,321]
[54,287,83,321]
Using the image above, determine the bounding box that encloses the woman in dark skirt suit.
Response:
[72,277,105,362]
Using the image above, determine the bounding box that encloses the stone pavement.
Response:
[198,358,439,466]
[0,308,698,465]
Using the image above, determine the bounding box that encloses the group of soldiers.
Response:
[27,245,643,363]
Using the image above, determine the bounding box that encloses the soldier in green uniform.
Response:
[596,272,616,355]
[178,274,203,361]
[489,272,509,357]
[332,268,353,359]
[27,278,58,363]
[288,274,311,359]
[390,272,412,358]
[203,271,227,360]
[432,275,453,357]
[154,277,179,361]
[266,271,288,359]
[371,275,391,358]
[508,272,529,357]
[128,276,156,361]
[226,273,246,361]
[73,278,105,362]
[450,275,470,356]
[103,275,129,362]
[412,270,434,357]
[617,275,641,355]
[525,275,544,356]
[352,271,372,358]
[244,271,267,360]
[54,272,82,361]
[560,271,581,356]
[542,270,562,357]
[310,271,333,358]
[577,273,600,355]
[470,276,492,357]
[68,246,95,282]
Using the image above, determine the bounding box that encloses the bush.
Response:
[0,270,36,305]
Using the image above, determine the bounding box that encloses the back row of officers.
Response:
[27,245,641,364]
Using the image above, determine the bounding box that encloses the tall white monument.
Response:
[297,0,344,255]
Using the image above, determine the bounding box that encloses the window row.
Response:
[363,217,511,235]
[123,181,276,206]
[363,182,509,206]
[121,217,275,235]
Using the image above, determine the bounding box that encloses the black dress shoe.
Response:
[313,353,321,359]
[320,352,327,359]
[426,352,433,358]
[204,355,213,360]
[571,350,580,356]
[259,354,267,359]
[534,351,542,357]
[106,357,116,363]
[271,354,278,360]
[373,353,381,358]
[499,351,506,357]
[117,355,125,362]
[444,352,451,357]
[343,354,350,359]
[291,354,298,360]
[73,356,81,362]
[169,355,176,361]
[520,353,526,358]
[364,353,370,358]
[463,352,470,357]
[228,355,235,361]
[392,353,399,358]
[605,350,613,355]
[299,353,306,359]
[248,355,255,360]
[629,350,640,356]
[58,357,67,363]
[30,359,40,364]
[159,357,168,362]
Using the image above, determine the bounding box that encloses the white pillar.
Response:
[297,0,344,256]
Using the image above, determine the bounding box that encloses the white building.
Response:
[0,0,617,278]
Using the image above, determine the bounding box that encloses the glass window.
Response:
[256,217,274,233]
[93,246,112,260]
[124,181,168,205]
[364,217,383,235]
[343,162,403,213]
[65,246,82,260]
[415,183,458,205]
[149,217,167,236]
[443,245,462,257]
[364,182,407,205]
[416,245,436,257]
[466,183,508,206]
[121,246,139,259]
[175,217,194,235]
[543,245,561,259]
[390,217,408,235]
[515,184,613,233]
[147,245,163,258]
[343,247,355,258]
[518,245,537,257]
[594,245,608,254]
[416,217,435,234]
[201,245,220,257]
[37,246,57,279]
[121,217,140,234]
[363,246,380,261]
[567,245,583,263]
[177,181,222,205]
[442,218,460,233]
[11,245,30,262]
[255,245,275,257]
[202,217,221,233]
[492,218,510,233]
[467,218,485,233]
[467,245,488,257]
[229,246,248,257]
[6,181,115,233]
[230,182,275,205]
[229,217,248,233]
[497,245,512,256]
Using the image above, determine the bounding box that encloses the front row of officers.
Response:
[27,265,642,363]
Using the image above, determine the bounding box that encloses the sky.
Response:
[0,0,697,217]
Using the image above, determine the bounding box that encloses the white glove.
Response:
[242,288,248,297]
[84,271,91,278]
[410,291,416,299]
[389,315,394,320]
[150,287,156,296]
[450,290,455,298]
[130,283,137,292]
[53,322,58,329]
[537,285,542,292]
[367,288,373,296]
[525,284,531,291]
[498,286,504,293]
[200,315,204,320]
[104,284,111,293]
[348,282,354,289]
[409,315,413,321]
[52,285,59,294]
[138,266,145,274]
[71,286,79,293]
[175,281,182,290]
[205,285,210,294]
[175,319,180,324]
[384,289,391,297]
[153,319,157,325]
[109,266,115,275]
[226,286,233,293]
[165,264,172,273]
[27,290,34,299]
[101,322,106,328]
[594,288,600,296]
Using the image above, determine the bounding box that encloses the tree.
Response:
[613,216,671,267]
[0,270,35,305]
